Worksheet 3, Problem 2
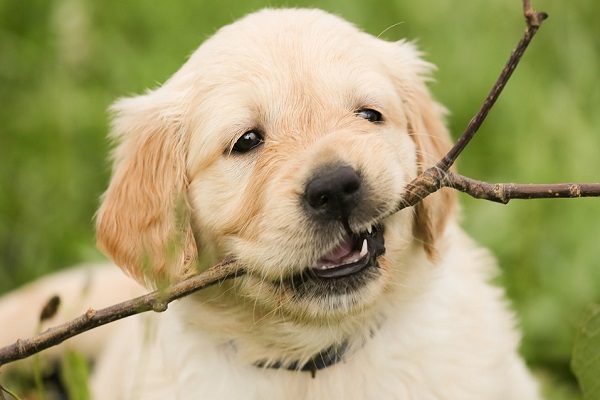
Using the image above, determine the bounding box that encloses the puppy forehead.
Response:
[182,9,406,167]
[190,9,392,99]
[202,8,372,63]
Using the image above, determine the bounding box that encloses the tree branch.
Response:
[436,1,548,172]
[445,172,600,204]
[0,260,242,366]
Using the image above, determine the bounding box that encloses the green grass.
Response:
[1,1,599,398]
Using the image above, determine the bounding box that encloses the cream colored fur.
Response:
[2,8,540,399]
[0,264,143,373]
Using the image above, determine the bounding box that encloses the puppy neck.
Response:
[177,286,386,372]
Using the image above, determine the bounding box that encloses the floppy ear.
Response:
[96,93,198,288]
[392,41,457,258]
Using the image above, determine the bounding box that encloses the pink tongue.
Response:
[322,235,354,263]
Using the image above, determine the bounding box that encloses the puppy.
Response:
[4,8,541,399]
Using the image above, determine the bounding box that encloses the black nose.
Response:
[304,165,361,220]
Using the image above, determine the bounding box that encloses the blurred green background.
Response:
[1,0,598,398]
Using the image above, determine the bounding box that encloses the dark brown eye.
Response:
[232,130,264,153]
[355,108,383,123]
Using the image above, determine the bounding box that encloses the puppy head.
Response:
[96,9,456,317]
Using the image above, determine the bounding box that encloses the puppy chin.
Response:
[236,271,388,321]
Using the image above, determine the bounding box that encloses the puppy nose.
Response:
[304,165,361,219]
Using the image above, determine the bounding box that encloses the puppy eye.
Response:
[232,130,264,153]
[355,108,383,123]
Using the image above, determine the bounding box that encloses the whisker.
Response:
[377,21,405,39]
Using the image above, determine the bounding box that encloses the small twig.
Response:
[0,260,242,366]
[437,3,547,172]
[523,0,548,27]
[445,172,600,204]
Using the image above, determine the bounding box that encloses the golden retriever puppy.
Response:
[3,8,541,399]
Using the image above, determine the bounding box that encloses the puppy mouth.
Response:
[311,224,386,280]
[256,223,386,301]
[279,224,385,299]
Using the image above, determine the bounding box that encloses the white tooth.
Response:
[367,225,372,234]
[359,239,368,257]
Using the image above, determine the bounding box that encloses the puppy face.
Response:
[96,9,455,320]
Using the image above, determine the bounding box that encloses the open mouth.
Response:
[310,224,386,280]
[273,224,386,298]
